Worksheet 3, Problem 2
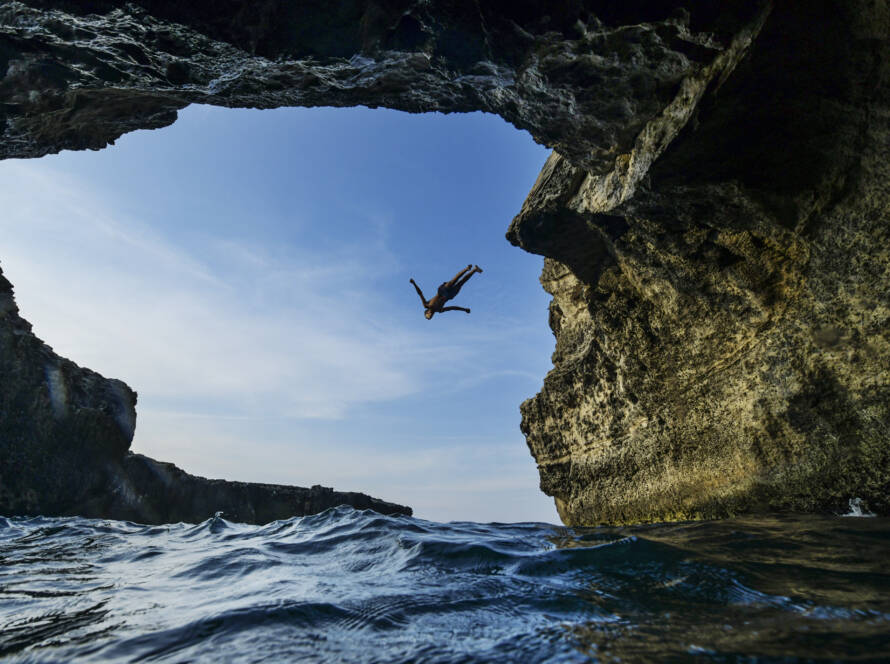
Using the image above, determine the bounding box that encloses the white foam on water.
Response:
[841,497,876,517]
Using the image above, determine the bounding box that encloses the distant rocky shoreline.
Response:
[0,265,411,523]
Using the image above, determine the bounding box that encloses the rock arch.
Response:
[1,0,888,523]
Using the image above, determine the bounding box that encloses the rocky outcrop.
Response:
[508,1,890,523]
[0,264,411,522]
[1,0,888,524]
[0,264,137,517]
[0,0,767,172]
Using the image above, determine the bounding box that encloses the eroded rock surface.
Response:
[1,0,888,524]
[508,1,890,523]
[0,265,411,522]
[0,0,766,172]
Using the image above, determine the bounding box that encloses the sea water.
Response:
[1,507,888,663]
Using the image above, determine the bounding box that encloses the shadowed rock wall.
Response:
[0,0,766,171]
[0,264,136,516]
[1,0,887,524]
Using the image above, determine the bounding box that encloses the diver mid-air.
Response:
[410,264,483,320]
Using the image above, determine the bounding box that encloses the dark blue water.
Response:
[1,507,888,663]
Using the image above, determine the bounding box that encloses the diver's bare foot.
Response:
[466,308,471,313]
[474,265,483,273]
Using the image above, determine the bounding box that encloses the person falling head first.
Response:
[410,264,483,320]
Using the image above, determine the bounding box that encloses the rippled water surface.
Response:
[1,508,888,663]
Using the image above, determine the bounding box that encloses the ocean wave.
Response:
[1,509,888,662]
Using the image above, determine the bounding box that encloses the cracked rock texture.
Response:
[508,1,890,523]
[0,265,411,522]
[1,0,888,524]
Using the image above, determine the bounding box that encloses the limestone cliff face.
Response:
[1,0,888,524]
[0,264,411,522]
[508,1,890,523]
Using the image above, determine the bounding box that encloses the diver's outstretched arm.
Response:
[441,306,471,314]
[409,279,428,307]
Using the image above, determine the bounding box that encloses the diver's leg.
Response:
[447,265,473,287]
[459,266,481,287]
[449,267,480,297]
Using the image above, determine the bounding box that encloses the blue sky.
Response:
[0,104,558,523]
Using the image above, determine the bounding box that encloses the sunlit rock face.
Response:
[508,1,890,523]
[1,0,888,524]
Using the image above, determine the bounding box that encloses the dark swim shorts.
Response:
[438,283,457,299]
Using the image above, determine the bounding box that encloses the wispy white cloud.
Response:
[0,160,424,420]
